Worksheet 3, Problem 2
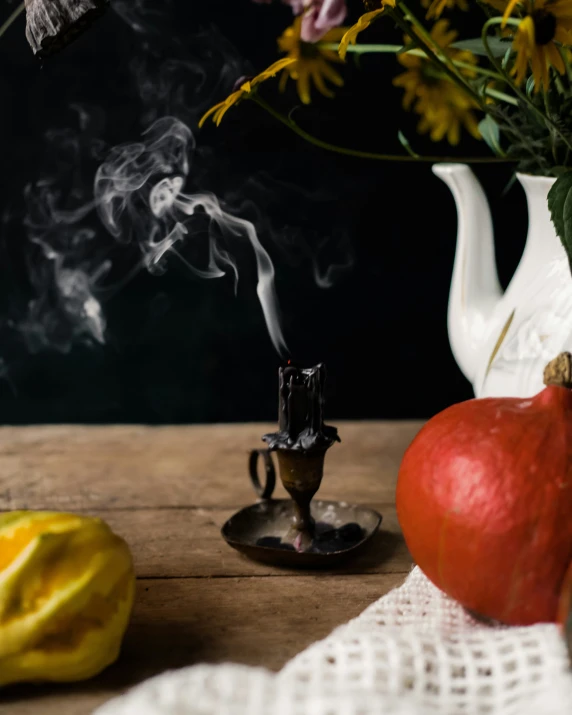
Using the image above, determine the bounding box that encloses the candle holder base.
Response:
[221,498,381,568]
[221,449,382,568]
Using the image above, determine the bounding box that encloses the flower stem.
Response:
[388,6,486,110]
[398,1,485,106]
[321,42,404,54]
[321,42,506,83]
[0,1,25,41]
[250,94,515,163]
[542,87,560,163]
[484,87,518,105]
[454,59,503,82]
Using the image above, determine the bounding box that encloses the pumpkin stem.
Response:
[543,352,572,388]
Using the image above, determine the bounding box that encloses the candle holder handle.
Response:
[248,449,276,500]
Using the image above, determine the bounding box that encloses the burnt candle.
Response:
[279,364,325,439]
[264,363,339,453]
[263,362,340,545]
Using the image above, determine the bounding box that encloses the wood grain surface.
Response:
[0,421,421,715]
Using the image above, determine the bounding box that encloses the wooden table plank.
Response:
[92,504,412,578]
[0,422,423,510]
[0,422,418,715]
[1,572,406,715]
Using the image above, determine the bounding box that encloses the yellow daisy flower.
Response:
[496,0,572,91]
[278,17,346,104]
[393,20,481,145]
[421,0,468,20]
[199,57,295,127]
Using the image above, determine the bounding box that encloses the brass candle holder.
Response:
[222,364,382,568]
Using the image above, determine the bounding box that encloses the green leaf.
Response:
[478,116,504,157]
[501,46,513,72]
[548,172,572,272]
[397,130,419,158]
[451,37,508,57]
[563,184,572,263]
[502,173,517,197]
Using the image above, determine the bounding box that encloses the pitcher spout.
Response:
[433,164,502,385]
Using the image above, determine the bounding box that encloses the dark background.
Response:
[0,0,528,424]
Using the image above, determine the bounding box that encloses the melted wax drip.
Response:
[263,363,339,452]
[256,522,364,554]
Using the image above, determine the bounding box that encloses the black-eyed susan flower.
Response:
[511,15,565,89]
[338,4,394,60]
[278,16,346,104]
[393,20,481,144]
[504,0,572,91]
[482,0,572,91]
[421,0,468,20]
[199,57,296,127]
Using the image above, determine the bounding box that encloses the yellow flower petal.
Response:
[463,113,482,140]
[316,57,344,86]
[278,70,289,94]
[422,0,469,20]
[546,42,566,75]
[199,57,297,128]
[198,101,226,129]
[277,18,347,104]
[502,0,522,27]
[310,66,335,98]
[252,56,297,85]
[511,16,534,86]
[447,120,461,146]
[339,10,384,60]
[297,70,312,105]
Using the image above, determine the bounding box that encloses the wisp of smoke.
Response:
[95,116,289,359]
[15,1,290,360]
[21,119,110,353]
[10,0,354,372]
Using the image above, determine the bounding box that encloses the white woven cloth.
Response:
[95,567,572,715]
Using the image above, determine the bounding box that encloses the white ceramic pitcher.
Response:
[434,163,572,398]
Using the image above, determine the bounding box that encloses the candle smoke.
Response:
[20,116,109,353]
[15,1,291,360]
[95,116,289,359]
[3,0,354,375]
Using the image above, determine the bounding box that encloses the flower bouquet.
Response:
[201,0,572,260]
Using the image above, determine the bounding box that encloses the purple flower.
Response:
[253,0,347,43]
[300,0,347,42]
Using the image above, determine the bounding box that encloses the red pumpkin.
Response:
[396,353,572,626]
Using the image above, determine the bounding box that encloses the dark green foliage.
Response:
[548,171,572,272]
[490,96,572,177]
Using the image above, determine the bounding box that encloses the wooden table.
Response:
[0,421,420,715]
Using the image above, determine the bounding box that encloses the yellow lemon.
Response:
[0,511,135,686]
